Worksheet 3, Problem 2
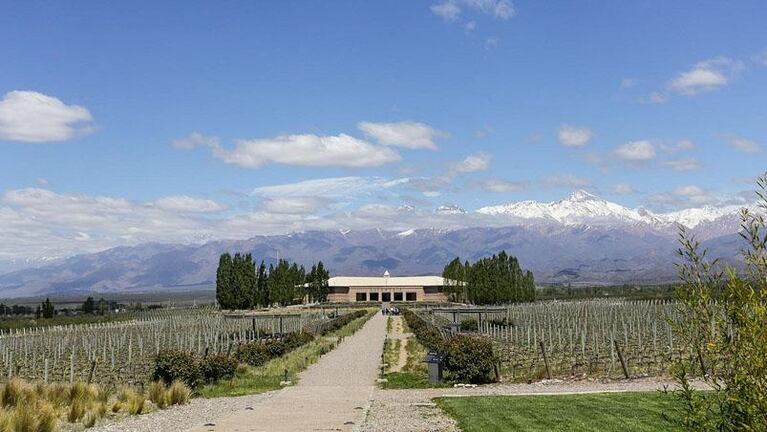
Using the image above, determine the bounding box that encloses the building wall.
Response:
[326,285,448,303]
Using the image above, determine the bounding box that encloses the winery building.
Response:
[327,271,449,303]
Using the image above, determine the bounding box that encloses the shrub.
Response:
[1,378,26,407]
[147,381,167,409]
[127,393,145,415]
[235,342,270,367]
[402,309,447,352]
[167,381,191,406]
[445,334,496,384]
[201,354,238,383]
[459,318,478,332]
[315,310,366,335]
[153,350,202,388]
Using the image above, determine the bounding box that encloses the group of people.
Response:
[381,306,400,316]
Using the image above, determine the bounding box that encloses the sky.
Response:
[0,0,766,261]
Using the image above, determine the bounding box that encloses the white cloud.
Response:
[252,176,409,199]
[212,134,401,168]
[173,132,220,150]
[557,125,593,147]
[611,183,635,195]
[667,57,744,96]
[620,78,636,89]
[431,1,461,21]
[727,137,761,153]
[543,174,591,188]
[476,179,528,193]
[614,140,656,161]
[451,153,492,173]
[661,158,701,172]
[0,91,93,143]
[153,196,226,212]
[465,0,515,19]
[260,197,331,214]
[357,121,444,150]
[430,0,515,22]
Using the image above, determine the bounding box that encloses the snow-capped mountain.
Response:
[476,190,746,229]
[435,204,468,215]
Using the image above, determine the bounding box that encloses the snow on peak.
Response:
[567,189,600,202]
[475,190,743,228]
[397,229,416,237]
[436,204,467,215]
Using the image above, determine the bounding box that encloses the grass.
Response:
[434,391,683,432]
[380,315,452,389]
[196,310,374,398]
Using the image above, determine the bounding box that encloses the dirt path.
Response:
[387,316,411,372]
[186,312,387,432]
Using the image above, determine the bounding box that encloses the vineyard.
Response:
[424,299,685,381]
[0,308,337,388]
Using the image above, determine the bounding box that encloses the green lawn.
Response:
[435,391,683,432]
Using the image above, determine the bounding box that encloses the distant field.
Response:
[435,391,682,432]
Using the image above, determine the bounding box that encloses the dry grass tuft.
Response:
[166,381,191,406]
[147,381,167,409]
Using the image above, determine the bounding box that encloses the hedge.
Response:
[402,309,496,384]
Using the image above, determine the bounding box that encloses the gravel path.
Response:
[90,391,279,432]
[185,311,387,432]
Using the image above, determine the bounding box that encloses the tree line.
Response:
[215,253,329,309]
[442,250,535,304]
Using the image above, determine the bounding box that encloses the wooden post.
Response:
[614,340,629,379]
[87,360,97,384]
[696,347,707,376]
[539,341,552,380]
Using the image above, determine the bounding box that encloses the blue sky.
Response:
[0,1,766,259]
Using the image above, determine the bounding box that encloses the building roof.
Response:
[328,275,446,287]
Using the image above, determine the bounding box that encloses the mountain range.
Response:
[0,191,752,297]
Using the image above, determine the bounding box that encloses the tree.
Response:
[256,260,268,307]
[672,172,767,431]
[216,253,234,309]
[444,251,535,305]
[82,297,96,314]
[41,297,55,319]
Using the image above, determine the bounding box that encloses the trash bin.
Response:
[448,322,460,334]
[425,352,447,384]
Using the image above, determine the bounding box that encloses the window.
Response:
[382,292,391,302]
[355,292,367,302]
[393,292,403,301]
[405,292,417,301]
[369,292,379,301]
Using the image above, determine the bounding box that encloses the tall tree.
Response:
[41,297,55,319]
[216,253,234,309]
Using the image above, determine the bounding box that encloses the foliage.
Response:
[235,332,315,367]
[672,172,767,431]
[200,354,238,383]
[445,334,496,383]
[216,253,329,309]
[459,318,478,331]
[435,392,684,432]
[166,381,191,405]
[401,309,447,352]
[153,350,202,388]
[314,310,367,335]
[40,298,55,319]
[443,251,535,304]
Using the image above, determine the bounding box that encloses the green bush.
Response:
[235,332,316,367]
[445,334,496,384]
[315,310,366,335]
[235,342,270,367]
[153,350,202,388]
[200,354,238,383]
[402,309,447,352]
[460,318,478,332]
